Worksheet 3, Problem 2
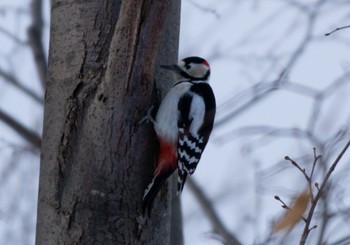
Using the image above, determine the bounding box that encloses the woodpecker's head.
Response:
[160,56,210,82]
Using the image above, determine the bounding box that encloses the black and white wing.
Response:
[177,83,216,194]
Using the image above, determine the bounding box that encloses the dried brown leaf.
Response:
[273,190,310,232]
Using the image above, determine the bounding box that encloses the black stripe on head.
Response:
[182,57,209,67]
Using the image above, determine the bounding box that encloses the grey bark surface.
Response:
[36,0,182,244]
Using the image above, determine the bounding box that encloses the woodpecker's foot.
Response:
[139,105,156,125]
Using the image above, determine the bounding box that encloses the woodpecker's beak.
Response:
[160,64,181,74]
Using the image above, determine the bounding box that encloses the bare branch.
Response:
[0,26,26,44]
[215,126,320,149]
[299,140,350,245]
[215,0,328,132]
[215,83,279,127]
[282,80,319,97]
[0,68,44,104]
[28,0,47,89]
[187,178,242,245]
[0,109,41,149]
[328,235,350,245]
[186,0,220,19]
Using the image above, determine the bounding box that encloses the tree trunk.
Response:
[36,0,182,244]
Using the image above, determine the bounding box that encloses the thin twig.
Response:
[187,0,220,19]
[310,147,320,180]
[325,25,350,36]
[285,156,311,183]
[285,155,317,203]
[274,195,307,223]
[274,195,291,210]
[314,182,320,191]
[299,140,350,245]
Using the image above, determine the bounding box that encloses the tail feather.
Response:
[142,173,169,216]
[177,171,187,195]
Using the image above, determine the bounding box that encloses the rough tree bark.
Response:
[36,0,182,244]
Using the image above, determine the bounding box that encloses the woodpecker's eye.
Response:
[185,64,191,69]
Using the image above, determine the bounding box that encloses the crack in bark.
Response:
[55,81,84,208]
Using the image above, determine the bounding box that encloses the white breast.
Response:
[154,82,192,143]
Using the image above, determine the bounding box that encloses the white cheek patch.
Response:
[192,64,208,79]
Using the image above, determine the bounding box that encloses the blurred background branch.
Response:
[28,0,47,89]
[187,178,242,245]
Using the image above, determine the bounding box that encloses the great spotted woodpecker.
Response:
[142,56,216,214]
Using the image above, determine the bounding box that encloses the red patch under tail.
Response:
[154,138,177,176]
[142,139,177,215]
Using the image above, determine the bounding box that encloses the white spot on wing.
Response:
[178,150,199,164]
[182,136,203,153]
[189,94,206,135]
